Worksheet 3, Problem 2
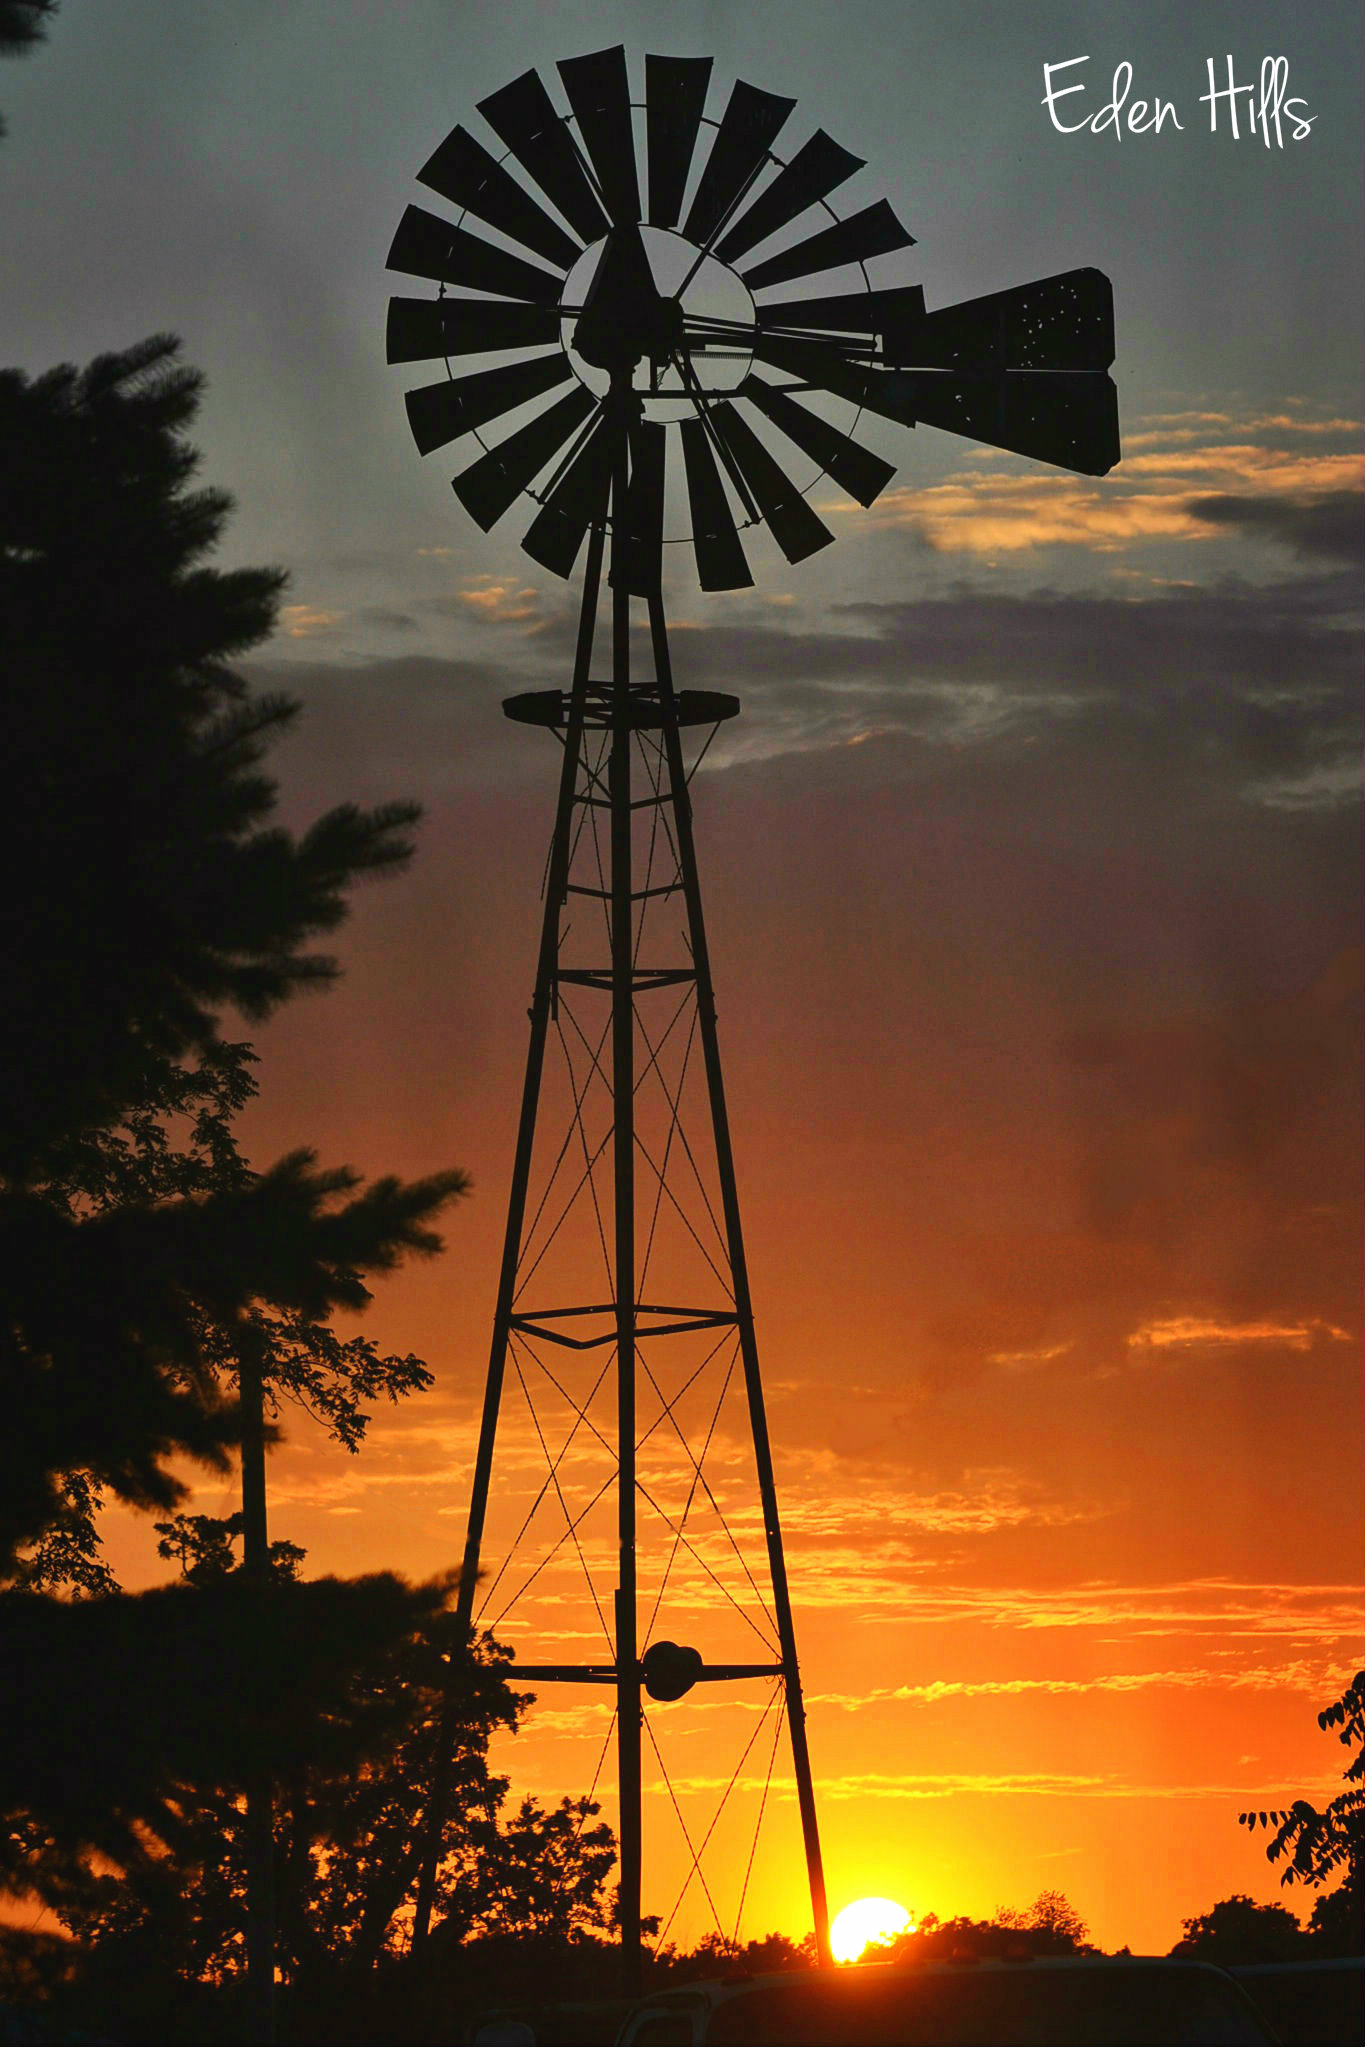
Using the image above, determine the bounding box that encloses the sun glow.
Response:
[830,1896,914,1963]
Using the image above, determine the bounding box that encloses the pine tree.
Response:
[0,337,467,1566]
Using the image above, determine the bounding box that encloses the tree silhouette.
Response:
[0,0,54,52]
[1240,1670,1365,1953]
[435,1792,618,1948]
[0,332,475,2040]
[154,1511,307,1587]
[0,1570,519,2041]
[655,1931,816,1980]
[1174,1893,1306,1965]
[882,1891,1092,1964]
[8,1039,448,1598]
[5,1523,619,2025]
[0,0,56,135]
[996,1888,1092,1953]
[1,336,468,1572]
[0,1566,453,1893]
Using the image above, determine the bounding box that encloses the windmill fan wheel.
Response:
[387,45,1119,594]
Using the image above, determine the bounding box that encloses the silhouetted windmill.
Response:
[387,45,1118,1990]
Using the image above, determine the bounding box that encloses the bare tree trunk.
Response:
[239,1326,276,2045]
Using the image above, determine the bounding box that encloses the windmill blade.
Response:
[755,284,925,337]
[613,417,666,595]
[716,130,865,265]
[884,267,1115,372]
[522,411,614,576]
[558,45,641,227]
[706,402,835,563]
[453,386,598,530]
[387,204,565,305]
[908,370,1120,475]
[742,376,895,507]
[403,353,574,456]
[743,198,915,291]
[386,296,561,365]
[646,54,712,228]
[682,78,796,249]
[680,416,753,590]
[417,125,581,271]
[478,66,610,246]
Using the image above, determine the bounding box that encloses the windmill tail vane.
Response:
[386,42,1119,1992]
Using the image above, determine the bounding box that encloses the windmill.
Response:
[386,45,1117,1989]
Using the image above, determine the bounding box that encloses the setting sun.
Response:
[830,1897,914,1963]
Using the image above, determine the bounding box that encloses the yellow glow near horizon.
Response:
[830,1897,914,1963]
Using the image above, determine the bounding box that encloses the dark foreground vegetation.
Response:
[4,1904,1358,2046]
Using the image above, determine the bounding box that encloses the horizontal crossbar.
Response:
[557,968,696,991]
[511,1662,785,1684]
[510,1310,740,1349]
[515,1303,738,1322]
[566,881,683,902]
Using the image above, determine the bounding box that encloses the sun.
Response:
[830,1896,914,1963]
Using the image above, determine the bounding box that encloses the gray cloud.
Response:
[357,605,420,633]
[248,554,1363,818]
[1186,491,1365,567]
[660,569,1363,803]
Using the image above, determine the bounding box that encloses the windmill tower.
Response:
[386,45,1118,1990]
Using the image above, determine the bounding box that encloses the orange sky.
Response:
[93,404,1365,1959]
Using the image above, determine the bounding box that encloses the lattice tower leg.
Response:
[418,423,830,1989]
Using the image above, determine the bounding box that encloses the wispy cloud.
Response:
[452,574,546,626]
[1127,414,1362,443]
[987,1344,1073,1370]
[775,1465,1109,1538]
[802,1769,1346,1804]
[858,462,1361,556]
[640,1764,1346,1805]
[810,1656,1345,1709]
[1120,448,1361,489]
[1128,1315,1351,1353]
[877,1579,1365,1644]
[844,403,1362,556]
[858,475,1200,552]
[280,602,345,638]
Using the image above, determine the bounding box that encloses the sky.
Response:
[3,0,1362,1960]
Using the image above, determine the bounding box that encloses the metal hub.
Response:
[573,225,685,373]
